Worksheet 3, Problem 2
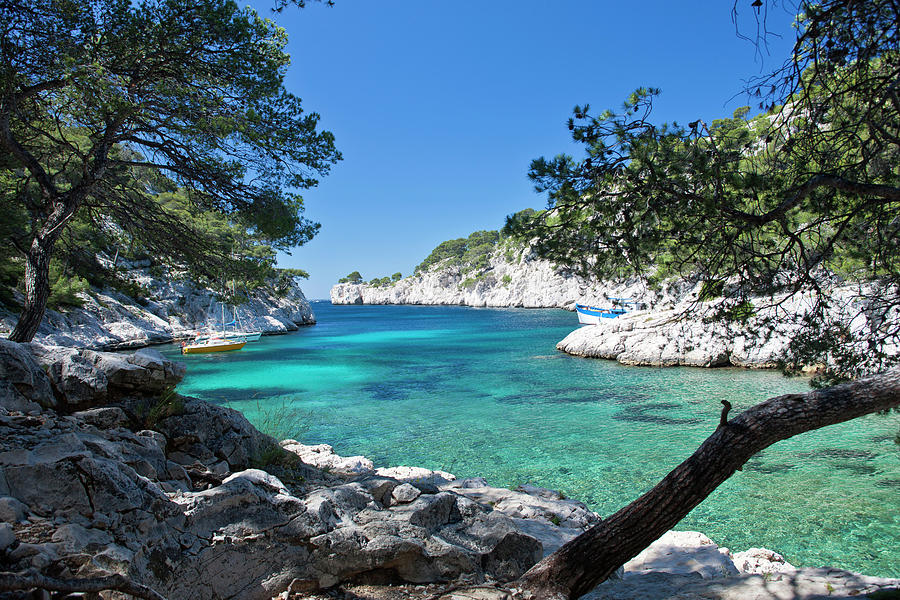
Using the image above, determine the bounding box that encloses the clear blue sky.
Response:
[268,1,797,299]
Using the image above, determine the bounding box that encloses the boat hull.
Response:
[575,303,626,325]
[182,341,247,354]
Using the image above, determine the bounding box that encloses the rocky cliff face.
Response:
[330,246,666,309]
[0,261,315,350]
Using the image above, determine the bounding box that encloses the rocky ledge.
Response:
[0,261,315,351]
[556,282,900,369]
[1,339,897,600]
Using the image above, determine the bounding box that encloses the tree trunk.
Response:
[516,367,900,600]
[9,235,56,343]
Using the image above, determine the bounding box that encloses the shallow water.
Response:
[159,302,900,577]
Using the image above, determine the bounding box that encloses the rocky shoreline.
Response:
[0,261,316,351]
[331,245,900,371]
[2,340,897,600]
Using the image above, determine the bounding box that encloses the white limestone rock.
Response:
[391,482,422,504]
[442,479,600,557]
[0,338,56,412]
[623,530,739,580]
[732,547,796,574]
[281,440,375,475]
[585,568,900,600]
[375,465,456,487]
[331,245,657,310]
[0,263,316,350]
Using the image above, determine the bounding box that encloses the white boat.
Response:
[193,300,261,344]
[193,330,261,344]
[575,303,627,325]
[575,298,643,325]
[181,337,246,354]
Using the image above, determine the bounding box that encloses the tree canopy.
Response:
[513,0,899,380]
[0,0,340,341]
[414,230,500,274]
[337,270,363,284]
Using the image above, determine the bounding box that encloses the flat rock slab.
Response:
[624,530,738,580]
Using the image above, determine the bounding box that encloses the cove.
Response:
[159,302,900,577]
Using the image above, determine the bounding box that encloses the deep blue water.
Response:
[159,302,900,577]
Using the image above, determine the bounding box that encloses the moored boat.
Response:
[575,303,627,325]
[193,331,261,344]
[192,299,262,345]
[575,298,642,325]
[181,337,247,354]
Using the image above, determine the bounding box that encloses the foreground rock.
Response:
[2,340,897,600]
[287,531,898,600]
[0,260,315,350]
[0,341,555,599]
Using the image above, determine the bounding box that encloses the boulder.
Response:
[732,547,796,574]
[391,482,422,504]
[0,339,55,412]
[282,441,374,475]
[29,344,108,409]
[27,344,185,410]
[376,465,455,487]
[0,522,15,551]
[155,397,274,472]
[0,495,28,523]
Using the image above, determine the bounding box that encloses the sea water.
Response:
[159,302,900,577]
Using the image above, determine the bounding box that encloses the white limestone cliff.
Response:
[0,260,315,350]
[331,246,666,309]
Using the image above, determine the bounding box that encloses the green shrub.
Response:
[135,386,185,429]
[727,300,755,323]
[698,279,725,301]
[47,263,90,309]
[250,398,311,442]
[250,441,301,470]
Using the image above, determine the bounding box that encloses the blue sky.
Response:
[269,1,797,299]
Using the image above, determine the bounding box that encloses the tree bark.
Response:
[8,194,83,343]
[8,235,55,343]
[516,367,900,600]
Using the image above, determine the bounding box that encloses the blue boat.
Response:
[575,298,639,324]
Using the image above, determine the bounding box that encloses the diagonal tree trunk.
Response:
[516,367,900,600]
[8,196,83,343]
[8,235,55,342]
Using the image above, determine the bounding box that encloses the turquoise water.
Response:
[159,303,900,577]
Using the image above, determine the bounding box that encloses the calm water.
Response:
[159,302,900,577]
